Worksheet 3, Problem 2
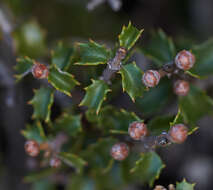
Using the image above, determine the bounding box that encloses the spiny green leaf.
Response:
[80,79,111,114]
[48,65,80,96]
[81,137,117,171]
[75,40,112,65]
[24,168,56,183]
[136,78,172,116]
[58,152,87,173]
[130,152,165,187]
[86,105,141,133]
[191,38,213,77]
[14,56,34,81]
[142,29,176,66]
[176,179,195,190]
[54,114,82,137]
[66,175,95,190]
[148,115,174,136]
[21,121,46,143]
[51,42,74,71]
[179,86,213,126]
[29,86,54,122]
[119,62,146,102]
[32,179,56,190]
[119,22,143,50]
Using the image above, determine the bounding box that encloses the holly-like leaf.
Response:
[51,42,74,71]
[119,22,143,50]
[31,179,56,190]
[58,152,87,173]
[66,175,95,190]
[80,80,111,114]
[75,40,112,65]
[81,137,117,171]
[28,86,54,122]
[24,169,56,183]
[176,179,195,190]
[21,121,46,143]
[48,65,80,96]
[86,105,141,133]
[142,29,176,66]
[15,56,34,81]
[190,39,213,77]
[130,152,165,187]
[148,115,174,136]
[179,86,213,126]
[119,62,146,102]
[136,78,172,116]
[54,114,82,137]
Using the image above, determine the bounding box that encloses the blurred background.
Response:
[0,0,213,190]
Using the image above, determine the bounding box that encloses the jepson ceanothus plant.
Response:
[15,22,213,189]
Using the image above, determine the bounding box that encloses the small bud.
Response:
[142,70,161,88]
[25,140,40,157]
[108,47,127,71]
[111,142,129,161]
[173,80,190,96]
[50,157,61,168]
[116,47,127,60]
[128,121,148,140]
[175,50,195,71]
[169,124,188,144]
[32,63,49,79]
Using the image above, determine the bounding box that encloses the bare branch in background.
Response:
[87,0,122,11]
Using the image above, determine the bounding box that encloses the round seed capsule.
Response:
[32,63,49,79]
[111,142,129,161]
[128,121,148,140]
[25,140,40,157]
[175,50,195,71]
[169,124,188,144]
[142,70,161,88]
[173,80,190,96]
[50,157,61,168]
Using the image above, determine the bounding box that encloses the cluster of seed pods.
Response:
[142,50,195,96]
[111,122,189,161]
[25,140,62,168]
[26,49,196,164]
[111,50,195,161]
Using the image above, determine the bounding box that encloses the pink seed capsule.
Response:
[25,140,40,157]
[128,121,148,140]
[32,63,49,79]
[50,157,61,168]
[111,142,129,161]
[175,50,195,71]
[173,80,190,96]
[142,70,161,87]
[169,124,188,144]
